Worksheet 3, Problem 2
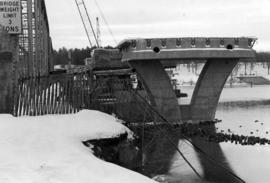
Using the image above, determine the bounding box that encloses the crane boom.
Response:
[75,0,99,47]
[96,17,101,47]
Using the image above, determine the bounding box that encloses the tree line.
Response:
[53,46,113,66]
[53,47,93,66]
[53,47,270,68]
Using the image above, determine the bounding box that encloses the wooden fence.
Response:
[11,69,155,124]
[11,71,133,116]
[13,71,95,116]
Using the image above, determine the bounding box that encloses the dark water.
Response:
[137,103,270,183]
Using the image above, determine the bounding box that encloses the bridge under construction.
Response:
[0,0,268,182]
[91,37,257,123]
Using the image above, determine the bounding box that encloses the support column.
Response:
[129,60,182,123]
[189,59,240,182]
[0,29,18,114]
[190,59,238,121]
[0,52,13,113]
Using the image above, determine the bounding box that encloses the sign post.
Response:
[0,0,21,114]
[0,0,21,34]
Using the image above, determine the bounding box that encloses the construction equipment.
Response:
[75,0,99,47]
[96,17,101,47]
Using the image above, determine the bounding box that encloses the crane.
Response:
[75,0,100,48]
[96,17,101,47]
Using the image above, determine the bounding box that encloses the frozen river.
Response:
[145,85,270,183]
[180,85,270,105]
[164,103,270,183]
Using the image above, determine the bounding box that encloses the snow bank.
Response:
[0,110,156,183]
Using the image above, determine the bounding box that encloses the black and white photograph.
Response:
[0,0,270,182]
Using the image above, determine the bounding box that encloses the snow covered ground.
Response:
[0,110,156,183]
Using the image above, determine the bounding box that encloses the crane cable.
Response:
[75,0,93,47]
[81,0,100,47]
[131,89,202,179]
[93,0,118,45]
[130,88,246,183]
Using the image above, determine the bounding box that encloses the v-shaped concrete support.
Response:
[190,59,238,121]
[129,60,182,123]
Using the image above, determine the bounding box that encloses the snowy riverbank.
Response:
[0,110,156,183]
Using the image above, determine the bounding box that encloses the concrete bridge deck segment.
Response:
[92,37,256,123]
[119,37,256,63]
[117,37,256,123]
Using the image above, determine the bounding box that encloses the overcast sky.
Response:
[45,0,270,51]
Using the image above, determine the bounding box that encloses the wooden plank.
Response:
[63,76,69,114]
[50,81,55,114]
[37,76,42,115]
[68,75,73,114]
[78,74,82,111]
[17,79,23,116]
[46,77,52,115]
[24,79,30,116]
[43,76,47,114]
[22,81,27,115]
[30,77,35,116]
[72,74,76,113]
[33,77,39,115]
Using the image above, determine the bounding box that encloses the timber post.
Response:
[0,26,19,114]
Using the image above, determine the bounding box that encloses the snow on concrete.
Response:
[0,110,156,183]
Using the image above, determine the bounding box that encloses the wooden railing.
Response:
[11,68,155,125]
[13,71,95,116]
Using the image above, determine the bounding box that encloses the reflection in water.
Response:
[134,103,270,183]
[136,125,241,183]
[137,127,179,177]
[191,126,241,183]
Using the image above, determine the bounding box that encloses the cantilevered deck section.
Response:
[92,37,257,123]
[118,37,256,64]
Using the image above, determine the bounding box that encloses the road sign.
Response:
[0,0,21,34]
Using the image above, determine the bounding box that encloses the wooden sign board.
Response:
[0,0,21,34]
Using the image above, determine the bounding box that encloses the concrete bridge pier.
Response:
[190,59,239,121]
[118,37,256,123]
[129,58,239,123]
[92,37,256,182]
[129,60,182,123]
